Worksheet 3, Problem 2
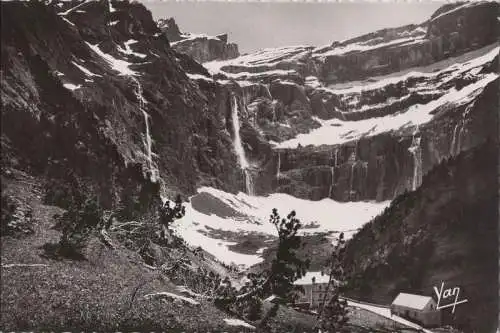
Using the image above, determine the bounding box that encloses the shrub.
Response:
[55,195,103,259]
[1,192,18,235]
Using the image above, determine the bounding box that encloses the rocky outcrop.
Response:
[158,17,239,63]
[158,17,182,42]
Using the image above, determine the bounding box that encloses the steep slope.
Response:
[0,170,255,331]
[158,17,240,63]
[1,0,256,204]
[200,1,499,201]
[342,140,499,333]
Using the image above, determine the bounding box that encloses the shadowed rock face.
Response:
[342,140,499,333]
[158,17,239,63]
[0,0,251,208]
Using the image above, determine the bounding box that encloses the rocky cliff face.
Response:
[158,17,239,63]
[1,0,251,211]
[4,0,496,207]
[342,140,498,333]
[203,1,499,201]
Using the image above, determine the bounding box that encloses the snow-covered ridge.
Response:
[203,24,427,80]
[326,44,499,95]
[311,36,425,59]
[276,73,497,148]
[273,46,498,148]
[429,1,487,23]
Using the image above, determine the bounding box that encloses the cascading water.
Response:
[450,123,461,156]
[349,163,356,200]
[232,96,254,195]
[361,161,369,196]
[348,142,358,200]
[132,76,158,182]
[408,127,423,191]
[450,103,474,156]
[263,84,272,99]
[329,148,338,198]
[276,151,281,180]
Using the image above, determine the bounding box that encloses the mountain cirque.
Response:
[0,1,498,332]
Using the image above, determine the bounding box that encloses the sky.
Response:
[142,1,443,53]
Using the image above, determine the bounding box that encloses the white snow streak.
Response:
[59,0,93,16]
[187,73,213,82]
[61,17,75,27]
[117,39,147,59]
[224,318,256,329]
[143,292,199,305]
[71,61,102,77]
[85,42,137,76]
[63,83,82,90]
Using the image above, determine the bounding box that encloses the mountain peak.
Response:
[157,16,239,63]
[157,17,182,42]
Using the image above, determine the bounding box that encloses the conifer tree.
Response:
[316,232,349,333]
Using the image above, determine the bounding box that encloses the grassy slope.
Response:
[0,170,254,332]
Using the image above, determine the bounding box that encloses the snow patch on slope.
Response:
[86,42,137,76]
[171,187,389,268]
[117,39,147,59]
[63,83,82,90]
[224,318,256,329]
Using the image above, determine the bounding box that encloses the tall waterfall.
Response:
[348,142,358,200]
[450,123,461,156]
[276,151,281,179]
[232,96,254,195]
[132,76,158,182]
[349,163,356,200]
[263,84,272,99]
[329,148,338,198]
[450,103,474,156]
[408,127,423,191]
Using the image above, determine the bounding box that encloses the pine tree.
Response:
[218,209,310,325]
[316,232,349,333]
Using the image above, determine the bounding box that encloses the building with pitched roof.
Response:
[390,292,441,327]
[293,272,331,308]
